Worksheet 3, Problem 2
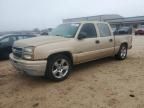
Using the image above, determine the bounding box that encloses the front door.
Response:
[75,23,98,63]
[0,36,16,58]
[0,37,11,58]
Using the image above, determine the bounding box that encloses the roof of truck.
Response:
[64,21,109,24]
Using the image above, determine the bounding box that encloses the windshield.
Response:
[50,23,80,38]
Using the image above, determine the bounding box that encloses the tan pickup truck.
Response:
[10,21,132,81]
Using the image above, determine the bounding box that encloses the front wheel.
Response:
[45,54,72,81]
[115,44,128,60]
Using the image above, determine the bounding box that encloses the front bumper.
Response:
[9,54,47,76]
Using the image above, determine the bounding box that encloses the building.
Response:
[63,14,144,29]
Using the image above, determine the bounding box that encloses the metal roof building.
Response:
[63,14,123,23]
[63,14,144,29]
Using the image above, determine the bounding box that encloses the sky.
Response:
[0,0,144,32]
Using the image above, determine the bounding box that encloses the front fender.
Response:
[34,46,74,60]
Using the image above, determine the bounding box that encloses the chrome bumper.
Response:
[9,54,47,76]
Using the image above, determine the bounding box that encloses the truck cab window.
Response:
[97,23,111,37]
[79,23,97,38]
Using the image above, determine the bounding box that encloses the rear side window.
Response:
[17,36,24,40]
[0,37,9,43]
[79,23,97,38]
[11,36,17,41]
[97,23,111,37]
[23,35,34,39]
[23,35,29,39]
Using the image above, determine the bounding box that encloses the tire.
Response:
[45,54,72,81]
[115,44,128,60]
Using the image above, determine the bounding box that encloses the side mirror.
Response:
[78,32,87,40]
[113,32,116,35]
[113,31,118,35]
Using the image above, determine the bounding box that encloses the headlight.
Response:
[23,46,34,60]
[23,47,33,53]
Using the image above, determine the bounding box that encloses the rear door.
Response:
[96,23,115,57]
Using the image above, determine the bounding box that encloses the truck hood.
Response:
[14,36,70,48]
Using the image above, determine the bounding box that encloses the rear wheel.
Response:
[45,54,72,81]
[115,44,127,60]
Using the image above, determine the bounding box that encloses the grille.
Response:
[13,47,23,58]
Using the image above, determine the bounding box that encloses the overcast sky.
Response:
[0,0,144,32]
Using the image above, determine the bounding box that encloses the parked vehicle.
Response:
[0,34,36,59]
[118,27,132,35]
[135,25,144,35]
[10,21,132,81]
[40,32,49,35]
[112,27,118,35]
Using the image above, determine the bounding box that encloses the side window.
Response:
[0,37,9,43]
[97,23,111,37]
[23,35,34,39]
[0,37,10,46]
[23,35,31,39]
[17,36,24,40]
[11,36,17,41]
[9,36,17,45]
[23,36,28,39]
[79,23,97,38]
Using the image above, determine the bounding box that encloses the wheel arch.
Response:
[47,51,73,64]
[121,42,128,48]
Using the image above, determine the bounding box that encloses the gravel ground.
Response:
[0,36,144,108]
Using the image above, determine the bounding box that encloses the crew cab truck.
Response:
[10,21,132,81]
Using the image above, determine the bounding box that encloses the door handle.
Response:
[95,40,100,44]
[109,39,113,42]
